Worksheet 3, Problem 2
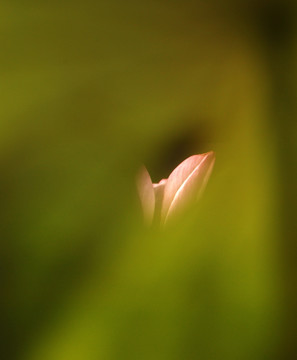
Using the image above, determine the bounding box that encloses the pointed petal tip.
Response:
[206,150,215,157]
[136,166,155,225]
[198,150,215,161]
[186,151,215,166]
[161,150,215,224]
[196,151,215,172]
[203,150,215,168]
[205,150,215,160]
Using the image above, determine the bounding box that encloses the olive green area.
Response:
[1,1,296,359]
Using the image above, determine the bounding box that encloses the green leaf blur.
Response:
[1,1,296,359]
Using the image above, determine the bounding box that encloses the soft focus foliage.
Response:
[1,1,296,359]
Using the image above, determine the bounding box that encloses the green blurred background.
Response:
[1,1,296,359]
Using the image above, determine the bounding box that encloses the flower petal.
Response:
[153,179,167,224]
[136,166,155,225]
[161,151,215,224]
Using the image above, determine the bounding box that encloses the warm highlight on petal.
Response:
[161,151,215,224]
[136,166,155,225]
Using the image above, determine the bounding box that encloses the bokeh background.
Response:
[1,1,296,359]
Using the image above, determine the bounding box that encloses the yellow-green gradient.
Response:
[1,1,296,359]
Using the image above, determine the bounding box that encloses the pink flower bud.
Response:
[137,151,215,226]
